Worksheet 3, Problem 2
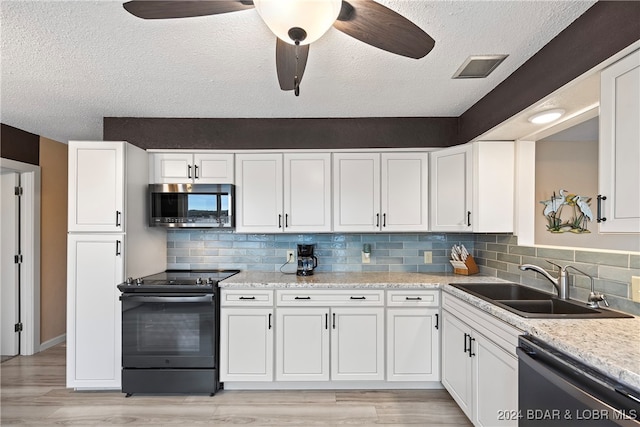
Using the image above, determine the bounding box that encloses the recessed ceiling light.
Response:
[528,109,565,124]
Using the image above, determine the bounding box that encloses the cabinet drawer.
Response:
[386,290,439,307]
[276,290,384,306]
[221,289,273,306]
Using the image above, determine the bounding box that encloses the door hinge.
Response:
[14,323,23,332]
[14,186,23,196]
[14,254,23,264]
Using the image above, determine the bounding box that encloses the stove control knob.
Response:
[206,277,214,285]
[135,278,144,286]
[195,277,203,285]
[126,277,133,285]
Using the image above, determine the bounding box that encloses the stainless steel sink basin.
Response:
[450,282,633,318]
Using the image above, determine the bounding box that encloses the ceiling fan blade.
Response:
[276,38,310,92]
[334,0,435,59]
[123,1,254,20]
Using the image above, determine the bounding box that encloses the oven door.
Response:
[120,293,216,369]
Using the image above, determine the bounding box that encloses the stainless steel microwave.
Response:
[149,184,235,228]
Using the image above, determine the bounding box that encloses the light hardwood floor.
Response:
[1,344,472,426]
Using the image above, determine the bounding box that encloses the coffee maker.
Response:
[296,244,318,276]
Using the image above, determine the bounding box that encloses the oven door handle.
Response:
[119,294,213,303]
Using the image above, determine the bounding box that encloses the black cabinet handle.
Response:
[294,296,311,300]
[325,313,328,330]
[115,211,121,227]
[350,296,366,300]
[239,296,255,300]
[435,313,439,330]
[188,165,192,179]
[383,213,386,227]
[116,240,121,256]
[597,195,607,222]
[467,211,471,227]
[194,164,199,179]
[469,337,476,357]
[463,333,469,353]
[285,214,289,228]
[405,296,422,301]
[332,313,336,329]
[376,213,380,227]
[278,214,282,228]
[268,313,272,329]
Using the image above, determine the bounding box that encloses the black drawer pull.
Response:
[294,296,311,300]
[405,296,422,301]
[238,296,256,300]
[350,296,366,300]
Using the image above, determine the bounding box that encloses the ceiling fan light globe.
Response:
[254,0,342,45]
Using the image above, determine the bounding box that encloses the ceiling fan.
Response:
[123,0,435,96]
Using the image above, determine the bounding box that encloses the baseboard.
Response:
[39,333,66,352]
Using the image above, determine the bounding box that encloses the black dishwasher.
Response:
[517,335,639,426]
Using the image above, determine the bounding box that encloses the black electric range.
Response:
[117,269,240,294]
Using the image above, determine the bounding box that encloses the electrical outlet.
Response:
[632,276,640,303]
[424,251,433,264]
[286,250,295,263]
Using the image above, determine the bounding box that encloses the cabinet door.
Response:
[283,153,332,232]
[276,308,329,381]
[220,308,274,382]
[66,234,123,389]
[381,153,429,231]
[473,332,518,427]
[473,141,514,232]
[236,153,284,233]
[152,152,193,183]
[430,145,472,232]
[441,310,473,420]
[386,308,439,382]
[194,153,235,184]
[331,307,384,381]
[333,153,381,232]
[599,50,640,233]
[68,141,124,232]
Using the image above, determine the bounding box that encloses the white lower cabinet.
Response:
[441,293,520,427]
[220,291,274,382]
[275,306,385,382]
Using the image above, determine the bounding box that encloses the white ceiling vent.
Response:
[452,55,508,79]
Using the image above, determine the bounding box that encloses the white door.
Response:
[220,308,274,381]
[68,141,124,232]
[381,153,429,231]
[331,307,384,381]
[386,308,439,381]
[283,153,332,232]
[441,310,473,419]
[1,172,20,357]
[236,154,284,233]
[276,307,329,381]
[66,234,123,388]
[194,153,235,184]
[333,153,381,232]
[599,50,640,233]
[430,145,472,232]
[151,152,193,183]
[473,333,518,427]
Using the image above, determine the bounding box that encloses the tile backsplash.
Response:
[166,230,640,315]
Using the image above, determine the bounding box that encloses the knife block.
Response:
[451,255,479,275]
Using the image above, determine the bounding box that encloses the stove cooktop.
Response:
[117,269,240,293]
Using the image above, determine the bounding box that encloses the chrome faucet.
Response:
[564,265,609,308]
[519,261,570,299]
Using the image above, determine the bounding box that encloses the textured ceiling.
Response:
[0,0,596,143]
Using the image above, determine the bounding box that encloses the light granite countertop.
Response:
[220,271,640,391]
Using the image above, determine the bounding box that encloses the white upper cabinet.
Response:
[68,141,124,233]
[599,49,640,233]
[333,152,429,232]
[430,142,514,232]
[235,153,331,233]
[150,152,234,184]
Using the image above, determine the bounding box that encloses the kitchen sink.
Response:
[450,282,633,318]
